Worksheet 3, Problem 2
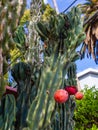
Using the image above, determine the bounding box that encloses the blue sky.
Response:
[26,0,98,72]
[45,0,86,12]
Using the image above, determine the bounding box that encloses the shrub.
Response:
[74,86,98,130]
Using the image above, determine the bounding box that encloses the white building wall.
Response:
[78,74,98,89]
[77,68,98,90]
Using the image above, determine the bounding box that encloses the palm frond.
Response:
[95,40,98,64]
[80,5,98,62]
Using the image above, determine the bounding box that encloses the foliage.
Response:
[20,9,30,25]
[41,4,56,21]
[74,86,98,130]
[75,124,98,130]
[10,48,24,64]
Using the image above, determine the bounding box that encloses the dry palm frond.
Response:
[79,0,98,19]
[93,22,98,39]
[81,21,97,60]
[90,34,96,59]
[79,0,98,63]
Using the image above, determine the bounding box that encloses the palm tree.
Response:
[80,0,98,19]
[79,0,98,63]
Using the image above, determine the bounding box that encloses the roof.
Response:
[77,68,98,78]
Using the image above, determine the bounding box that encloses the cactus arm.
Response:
[0,95,16,130]
[0,48,3,76]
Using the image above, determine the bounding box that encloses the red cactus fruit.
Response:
[64,86,78,95]
[54,89,69,103]
[75,92,84,100]
[3,86,18,99]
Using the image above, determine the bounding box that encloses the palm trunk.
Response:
[52,0,59,14]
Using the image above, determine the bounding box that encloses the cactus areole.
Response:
[64,86,78,95]
[75,92,84,100]
[54,89,69,103]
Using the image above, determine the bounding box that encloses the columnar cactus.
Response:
[27,0,42,64]
[0,1,85,130]
[23,6,85,130]
[0,0,26,97]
